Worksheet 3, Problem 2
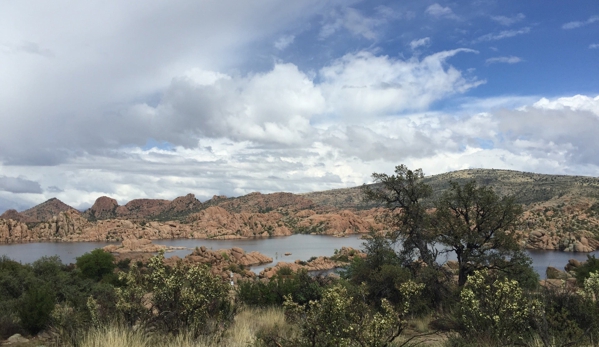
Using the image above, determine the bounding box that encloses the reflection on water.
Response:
[1,235,598,278]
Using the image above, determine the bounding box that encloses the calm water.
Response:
[1,235,598,278]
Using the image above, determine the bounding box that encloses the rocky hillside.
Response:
[2,169,599,253]
[83,193,203,221]
[0,198,77,223]
[303,169,599,209]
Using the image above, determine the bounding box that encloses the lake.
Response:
[1,234,597,278]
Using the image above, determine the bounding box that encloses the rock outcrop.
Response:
[168,246,273,283]
[85,196,119,220]
[103,238,170,253]
[83,194,202,221]
[259,247,365,279]
[0,218,30,243]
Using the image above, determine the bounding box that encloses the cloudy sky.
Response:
[1,0,598,211]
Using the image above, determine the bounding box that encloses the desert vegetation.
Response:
[2,165,599,346]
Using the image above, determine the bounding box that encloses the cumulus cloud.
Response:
[425,4,458,20]
[0,176,42,194]
[6,93,599,209]
[135,63,325,147]
[319,49,484,119]
[562,15,599,29]
[0,0,338,165]
[495,95,599,165]
[473,27,530,43]
[532,94,599,116]
[485,56,523,64]
[409,37,431,50]
[491,13,525,26]
[589,43,599,49]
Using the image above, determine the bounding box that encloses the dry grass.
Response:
[71,306,289,347]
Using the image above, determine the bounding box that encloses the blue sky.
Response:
[0,0,598,211]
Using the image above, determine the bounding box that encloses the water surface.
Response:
[1,235,597,278]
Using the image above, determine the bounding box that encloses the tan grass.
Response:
[71,306,289,347]
[78,324,149,347]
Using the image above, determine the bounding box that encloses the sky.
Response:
[1,0,598,211]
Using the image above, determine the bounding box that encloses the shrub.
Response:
[76,249,116,282]
[279,281,423,347]
[18,285,56,335]
[575,255,599,285]
[277,266,293,276]
[237,269,324,307]
[456,269,538,345]
[115,252,232,336]
[532,284,599,346]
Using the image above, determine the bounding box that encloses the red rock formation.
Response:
[116,199,171,219]
[186,206,292,238]
[85,196,119,220]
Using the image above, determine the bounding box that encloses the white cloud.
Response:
[562,15,599,29]
[319,7,387,40]
[137,64,326,146]
[5,93,599,210]
[589,43,599,49]
[473,27,530,43]
[274,35,295,50]
[319,49,484,120]
[425,4,458,20]
[409,37,431,50]
[485,56,523,64]
[532,94,599,116]
[491,13,525,26]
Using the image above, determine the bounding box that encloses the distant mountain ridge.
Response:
[1,169,599,253]
[302,168,599,209]
[0,197,77,223]
[4,169,599,222]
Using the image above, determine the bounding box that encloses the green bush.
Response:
[278,281,423,347]
[18,285,56,335]
[532,284,599,346]
[456,269,538,345]
[237,269,325,307]
[76,249,116,282]
[115,252,232,336]
[575,255,599,285]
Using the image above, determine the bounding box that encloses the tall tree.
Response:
[434,181,524,286]
[363,165,438,268]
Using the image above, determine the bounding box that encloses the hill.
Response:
[302,168,599,209]
[1,169,599,252]
[4,198,79,223]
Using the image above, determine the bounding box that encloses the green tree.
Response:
[76,249,116,282]
[434,181,525,286]
[362,165,437,268]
